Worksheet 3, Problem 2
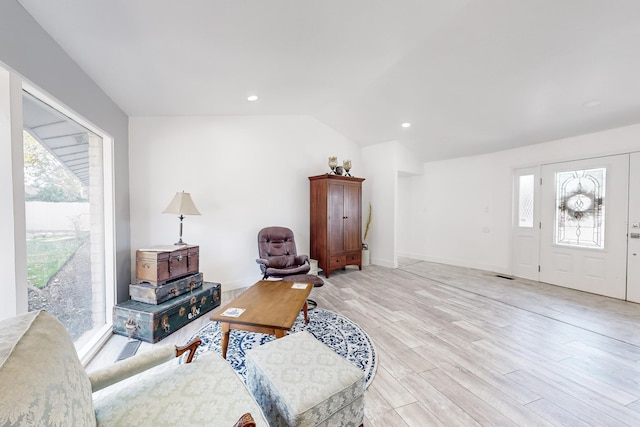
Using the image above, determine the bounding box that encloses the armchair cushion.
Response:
[93,351,267,426]
[0,311,95,426]
[266,254,295,269]
[265,264,310,277]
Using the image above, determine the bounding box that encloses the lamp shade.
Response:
[162,192,201,216]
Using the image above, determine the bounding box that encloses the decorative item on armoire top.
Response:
[335,165,344,175]
[162,191,201,245]
[343,160,352,176]
[328,156,338,174]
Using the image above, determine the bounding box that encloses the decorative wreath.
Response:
[558,189,602,221]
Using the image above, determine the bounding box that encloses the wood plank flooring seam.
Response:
[402,262,640,349]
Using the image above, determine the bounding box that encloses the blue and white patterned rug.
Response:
[181,308,377,388]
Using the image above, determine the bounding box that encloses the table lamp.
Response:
[162,191,201,245]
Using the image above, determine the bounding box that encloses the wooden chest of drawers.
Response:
[309,174,365,277]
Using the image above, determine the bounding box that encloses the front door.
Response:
[539,155,629,299]
[627,152,640,303]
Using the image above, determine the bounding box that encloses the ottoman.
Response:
[245,331,365,427]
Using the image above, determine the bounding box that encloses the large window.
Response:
[23,90,112,353]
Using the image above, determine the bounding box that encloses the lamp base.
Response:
[175,216,188,245]
[174,239,188,246]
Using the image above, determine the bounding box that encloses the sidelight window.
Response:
[518,174,534,228]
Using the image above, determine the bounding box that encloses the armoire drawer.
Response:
[329,255,346,268]
[345,251,361,264]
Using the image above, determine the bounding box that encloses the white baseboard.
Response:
[221,277,257,291]
[370,257,397,269]
[396,251,509,276]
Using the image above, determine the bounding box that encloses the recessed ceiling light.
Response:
[247,95,259,102]
[401,122,411,128]
[583,99,601,108]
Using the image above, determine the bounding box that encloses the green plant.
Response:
[363,202,372,244]
[23,131,86,202]
[27,236,83,288]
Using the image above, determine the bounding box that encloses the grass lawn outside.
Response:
[27,235,84,289]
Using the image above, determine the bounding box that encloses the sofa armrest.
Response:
[89,338,202,392]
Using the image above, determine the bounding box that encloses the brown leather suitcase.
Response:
[135,245,199,285]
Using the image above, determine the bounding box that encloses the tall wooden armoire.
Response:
[309,174,365,278]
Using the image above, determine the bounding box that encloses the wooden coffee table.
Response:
[210,280,312,359]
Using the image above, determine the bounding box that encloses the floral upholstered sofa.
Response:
[0,310,267,427]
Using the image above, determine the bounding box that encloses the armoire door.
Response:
[328,181,345,255]
[343,182,361,253]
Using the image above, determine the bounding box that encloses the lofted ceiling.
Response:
[16,0,640,162]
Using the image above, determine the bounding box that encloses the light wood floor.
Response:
[88,260,640,426]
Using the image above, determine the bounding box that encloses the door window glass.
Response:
[555,167,606,248]
[518,174,534,228]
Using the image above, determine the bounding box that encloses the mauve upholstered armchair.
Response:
[256,226,310,279]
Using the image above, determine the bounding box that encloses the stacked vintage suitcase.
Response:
[113,245,221,343]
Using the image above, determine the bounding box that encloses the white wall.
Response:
[129,115,362,290]
[397,142,423,175]
[362,142,399,268]
[25,202,90,232]
[0,68,27,318]
[360,140,424,269]
[398,123,640,274]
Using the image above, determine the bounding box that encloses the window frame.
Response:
[20,80,117,363]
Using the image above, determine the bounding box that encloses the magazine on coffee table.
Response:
[220,307,245,317]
